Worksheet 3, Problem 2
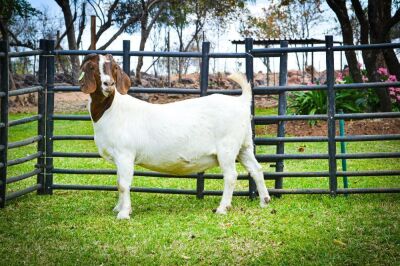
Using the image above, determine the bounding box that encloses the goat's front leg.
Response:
[115,157,134,219]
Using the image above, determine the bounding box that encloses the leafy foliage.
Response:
[288,89,378,118]
[0,0,40,40]
[0,0,39,21]
[289,90,328,115]
[240,0,324,39]
[113,0,143,34]
[289,65,388,118]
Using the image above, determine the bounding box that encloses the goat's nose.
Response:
[103,81,115,87]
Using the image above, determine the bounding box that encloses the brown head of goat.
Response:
[79,54,131,122]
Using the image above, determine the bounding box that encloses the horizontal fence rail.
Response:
[7,169,42,184]
[8,115,42,127]
[8,136,43,149]
[0,39,47,207]
[8,86,43,97]
[1,36,399,208]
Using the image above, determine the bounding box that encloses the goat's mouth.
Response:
[101,86,115,97]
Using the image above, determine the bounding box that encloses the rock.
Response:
[180,78,195,84]
[23,74,38,86]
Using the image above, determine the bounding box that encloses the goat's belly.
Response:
[137,154,218,175]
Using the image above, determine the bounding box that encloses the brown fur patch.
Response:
[79,54,99,94]
[90,89,115,122]
[79,54,131,122]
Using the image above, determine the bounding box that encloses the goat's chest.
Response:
[92,116,129,162]
[93,129,116,162]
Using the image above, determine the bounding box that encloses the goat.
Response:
[79,54,271,219]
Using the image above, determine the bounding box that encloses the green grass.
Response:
[1,109,400,265]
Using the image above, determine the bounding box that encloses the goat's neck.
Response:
[90,87,115,123]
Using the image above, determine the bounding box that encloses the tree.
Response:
[327,0,400,111]
[54,0,137,83]
[89,0,136,50]
[114,0,166,83]
[0,0,39,45]
[0,0,39,105]
[240,1,323,39]
[54,0,85,84]
[326,1,364,84]
[240,0,324,71]
[158,0,247,81]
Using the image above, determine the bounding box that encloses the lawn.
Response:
[1,109,400,265]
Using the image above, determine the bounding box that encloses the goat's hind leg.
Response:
[113,190,123,213]
[115,157,134,219]
[238,147,271,208]
[113,196,122,213]
[216,150,238,215]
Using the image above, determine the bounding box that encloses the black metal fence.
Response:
[1,35,400,208]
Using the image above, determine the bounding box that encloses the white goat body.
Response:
[93,79,251,176]
[80,54,270,219]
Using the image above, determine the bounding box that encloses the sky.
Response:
[28,0,343,73]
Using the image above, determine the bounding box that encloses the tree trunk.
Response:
[135,2,165,84]
[383,48,400,79]
[177,29,184,82]
[366,0,393,111]
[55,0,80,84]
[326,0,363,83]
[135,33,147,85]
[352,0,392,111]
[328,0,395,111]
[135,6,149,85]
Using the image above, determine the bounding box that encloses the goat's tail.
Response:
[228,72,252,103]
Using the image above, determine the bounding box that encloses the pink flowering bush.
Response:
[376,67,400,111]
[377,67,389,76]
[334,64,380,112]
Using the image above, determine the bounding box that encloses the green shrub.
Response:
[288,66,381,116]
[288,90,327,115]
[288,89,378,116]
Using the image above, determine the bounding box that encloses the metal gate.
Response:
[1,36,400,208]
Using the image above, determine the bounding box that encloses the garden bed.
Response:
[258,118,400,136]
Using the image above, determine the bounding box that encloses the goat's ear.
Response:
[79,56,98,94]
[82,53,98,65]
[115,63,131,95]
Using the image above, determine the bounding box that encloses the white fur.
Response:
[99,55,114,96]
[92,60,270,219]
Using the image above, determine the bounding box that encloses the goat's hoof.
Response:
[113,204,122,212]
[117,210,131,220]
[260,196,271,208]
[265,196,271,203]
[214,206,229,215]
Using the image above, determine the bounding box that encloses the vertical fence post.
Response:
[37,39,47,195]
[0,40,9,208]
[275,41,288,197]
[325,35,337,196]
[167,31,171,87]
[338,109,348,196]
[90,16,96,50]
[123,40,130,76]
[197,41,210,199]
[245,37,257,200]
[200,42,209,97]
[45,40,55,195]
